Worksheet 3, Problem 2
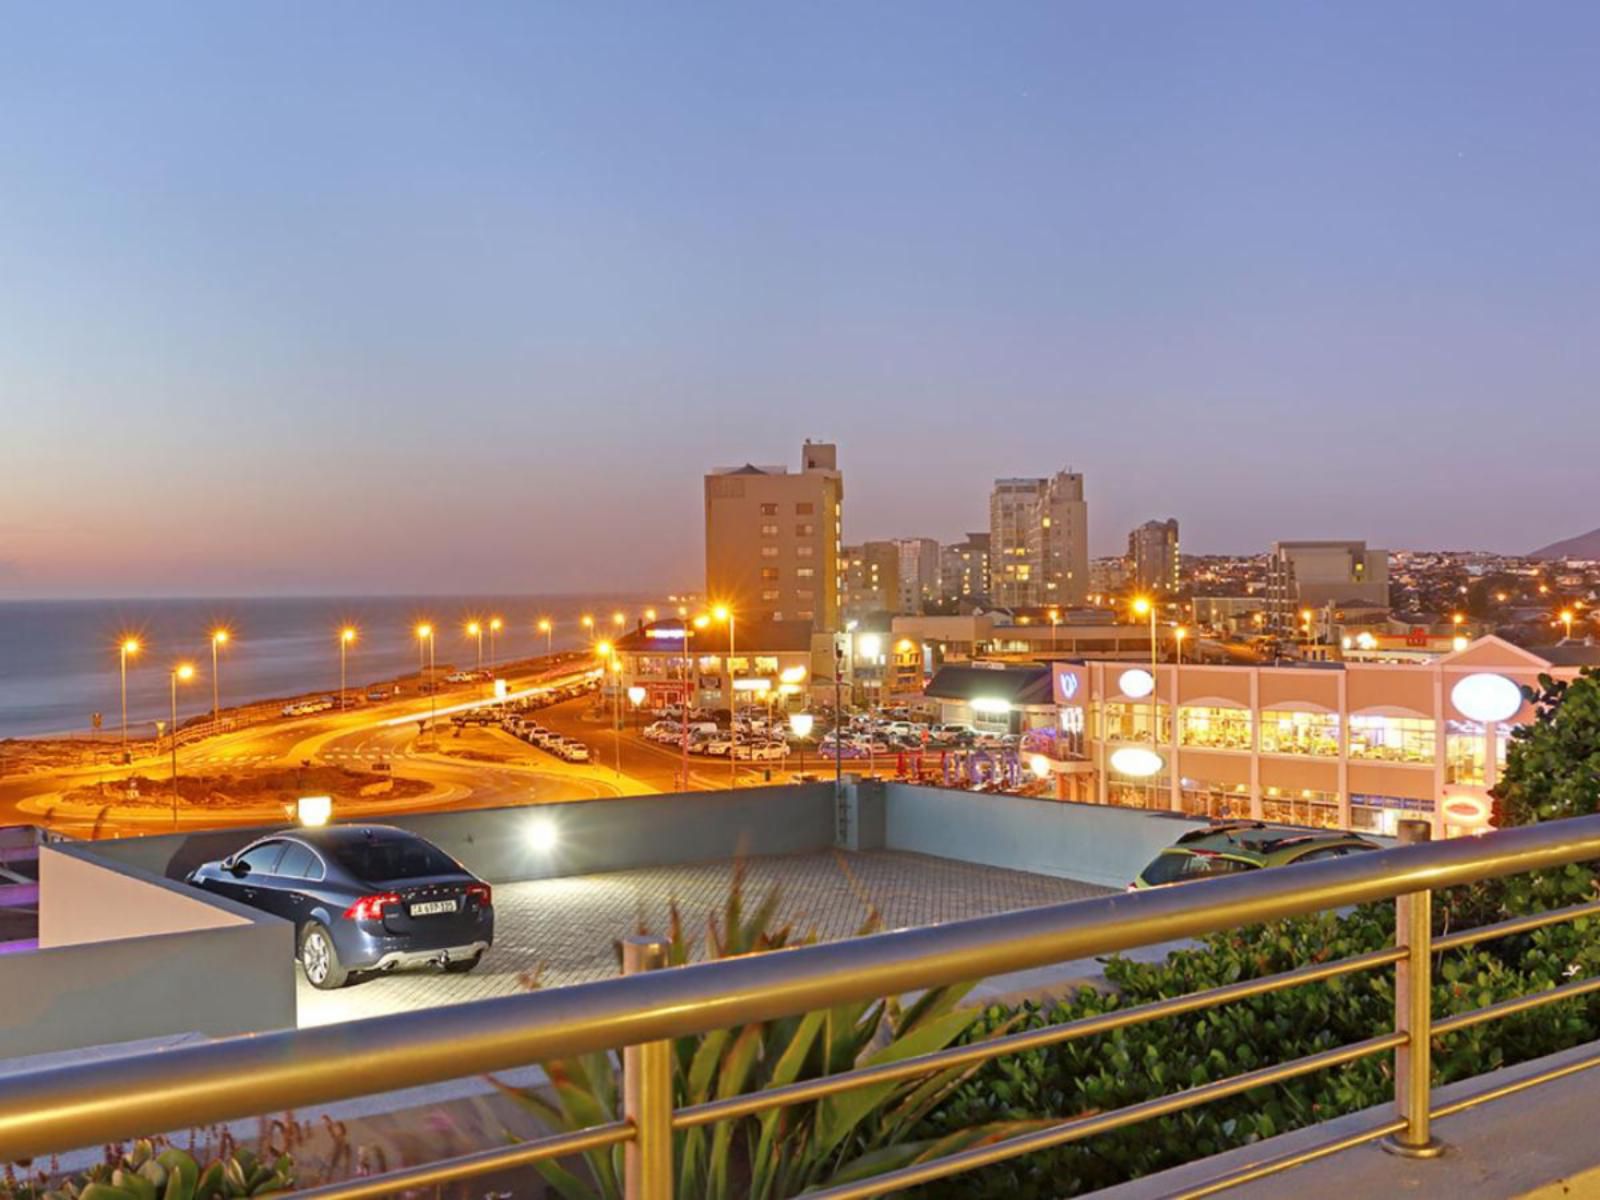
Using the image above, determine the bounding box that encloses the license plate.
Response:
[410,899,458,916]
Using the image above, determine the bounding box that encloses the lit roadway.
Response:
[0,664,634,837]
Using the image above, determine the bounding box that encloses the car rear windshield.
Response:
[1142,850,1259,886]
[332,837,461,883]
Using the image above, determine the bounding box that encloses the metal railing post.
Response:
[622,936,675,1199]
[1384,818,1445,1159]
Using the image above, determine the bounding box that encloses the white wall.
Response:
[39,846,247,948]
[884,785,1213,889]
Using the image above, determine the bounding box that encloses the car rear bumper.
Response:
[370,939,490,971]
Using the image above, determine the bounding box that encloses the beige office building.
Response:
[989,471,1088,608]
[704,441,843,631]
[843,541,900,618]
[1034,637,1576,839]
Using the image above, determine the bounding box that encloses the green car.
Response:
[1131,822,1380,889]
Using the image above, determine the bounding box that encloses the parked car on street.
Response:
[186,825,494,989]
[1131,823,1380,890]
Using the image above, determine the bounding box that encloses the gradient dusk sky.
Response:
[3,3,1599,598]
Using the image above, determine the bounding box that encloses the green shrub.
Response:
[2,1140,294,1200]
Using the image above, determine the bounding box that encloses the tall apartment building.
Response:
[843,541,900,618]
[1265,540,1389,631]
[894,537,941,615]
[1128,518,1181,593]
[940,533,991,607]
[704,440,843,630]
[989,471,1088,608]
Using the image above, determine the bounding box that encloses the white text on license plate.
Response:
[410,900,457,916]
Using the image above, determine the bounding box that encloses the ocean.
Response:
[0,594,665,738]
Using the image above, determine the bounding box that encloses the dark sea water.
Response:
[0,594,662,738]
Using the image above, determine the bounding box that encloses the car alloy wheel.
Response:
[303,929,332,985]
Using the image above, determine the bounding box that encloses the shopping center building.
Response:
[1033,636,1584,837]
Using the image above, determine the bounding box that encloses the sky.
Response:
[3,2,1599,598]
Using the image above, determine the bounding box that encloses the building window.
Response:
[760,567,780,580]
[1261,787,1342,830]
[796,610,814,620]
[761,589,780,602]
[1177,707,1253,751]
[760,523,779,536]
[1096,701,1170,743]
[1445,720,1509,784]
[796,545,814,558]
[1176,778,1253,823]
[795,589,814,600]
[796,502,814,515]
[796,567,815,579]
[1349,716,1436,764]
[760,546,780,558]
[760,503,778,516]
[796,523,814,536]
[1259,710,1340,756]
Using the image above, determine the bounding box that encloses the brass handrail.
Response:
[5,813,1600,1196]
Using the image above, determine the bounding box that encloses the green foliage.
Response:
[491,862,1035,1199]
[1494,668,1600,826]
[3,1141,294,1200]
[907,903,1600,1199]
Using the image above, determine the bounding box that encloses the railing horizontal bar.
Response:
[674,945,1405,1130]
[267,1121,632,1200]
[7,813,1600,1161]
[801,1032,1407,1200]
[1432,1045,1600,1119]
[1433,974,1600,1036]
[1164,1117,1408,1200]
[1435,898,1600,951]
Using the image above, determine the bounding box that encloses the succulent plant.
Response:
[3,1140,294,1200]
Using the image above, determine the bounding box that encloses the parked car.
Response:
[366,687,394,702]
[1131,823,1381,890]
[445,671,477,684]
[186,825,494,989]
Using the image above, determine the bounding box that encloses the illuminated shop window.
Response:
[1259,710,1340,756]
[1177,706,1253,751]
[1348,716,1436,764]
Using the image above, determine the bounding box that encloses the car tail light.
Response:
[344,892,399,921]
[467,882,492,907]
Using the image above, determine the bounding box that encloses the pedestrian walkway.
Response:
[297,848,1110,1026]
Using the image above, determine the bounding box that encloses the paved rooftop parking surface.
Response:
[297,849,1110,1026]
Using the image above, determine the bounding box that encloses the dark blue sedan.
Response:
[187,825,494,989]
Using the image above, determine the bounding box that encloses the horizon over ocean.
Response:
[0,592,679,739]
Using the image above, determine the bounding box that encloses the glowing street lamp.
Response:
[789,710,814,777]
[711,604,736,788]
[537,617,553,657]
[1560,609,1576,641]
[489,617,503,673]
[1131,596,1160,804]
[169,662,196,827]
[416,623,436,729]
[467,621,484,670]
[1174,625,1187,666]
[581,614,595,644]
[1048,608,1061,654]
[209,629,230,724]
[612,611,625,631]
[118,637,141,760]
[644,608,657,622]
[339,627,357,710]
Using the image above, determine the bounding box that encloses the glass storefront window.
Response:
[1178,780,1253,822]
[1445,720,1510,785]
[1177,706,1253,751]
[1348,716,1435,764]
[1351,794,1434,837]
[1259,710,1340,756]
[1261,787,1341,830]
[1097,701,1170,743]
[1107,777,1170,810]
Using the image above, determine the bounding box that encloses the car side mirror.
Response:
[229,861,251,877]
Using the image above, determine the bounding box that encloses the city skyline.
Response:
[6,3,1600,597]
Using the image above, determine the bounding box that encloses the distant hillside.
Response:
[1530,527,1600,560]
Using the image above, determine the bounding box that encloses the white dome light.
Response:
[1119,668,1156,699]
[1110,746,1164,777]
[1451,673,1523,724]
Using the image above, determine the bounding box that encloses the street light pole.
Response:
[489,617,502,674]
[119,638,140,761]
[539,618,553,657]
[210,630,228,725]
[468,622,483,671]
[169,663,194,828]
[340,627,356,710]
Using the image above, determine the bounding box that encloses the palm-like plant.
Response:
[492,861,1040,1199]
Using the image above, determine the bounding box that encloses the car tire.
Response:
[300,922,350,990]
[443,951,484,974]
